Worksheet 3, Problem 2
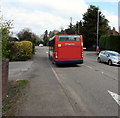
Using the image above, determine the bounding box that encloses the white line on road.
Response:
[47,61,63,85]
[108,90,120,106]
[84,65,93,69]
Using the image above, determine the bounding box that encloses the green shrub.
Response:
[0,18,13,59]
[99,35,120,52]
[109,35,120,52]
[12,41,33,61]
[5,42,15,60]
[1,40,14,60]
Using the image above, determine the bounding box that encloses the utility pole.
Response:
[77,21,79,34]
[70,17,72,25]
[96,10,99,51]
[70,17,75,34]
[118,1,120,33]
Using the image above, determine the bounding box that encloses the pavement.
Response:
[9,61,33,80]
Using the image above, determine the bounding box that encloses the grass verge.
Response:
[2,80,29,116]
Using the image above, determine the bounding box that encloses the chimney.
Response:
[112,27,116,35]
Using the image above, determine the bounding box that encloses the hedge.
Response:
[12,41,33,61]
[99,35,120,53]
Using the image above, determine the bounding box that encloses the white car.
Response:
[39,44,43,47]
[97,50,120,66]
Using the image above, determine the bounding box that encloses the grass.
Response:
[2,80,29,116]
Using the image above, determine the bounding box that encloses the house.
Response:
[8,37,19,42]
[108,27,119,35]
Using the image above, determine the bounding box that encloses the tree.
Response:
[17,28,36,44]
[65,18,76,34]
[0,16,13,58]
[75,20,83,35]
[82,5,110,48]
[43,30,49,46]
[49,30,60,37]
[17,28,39,54]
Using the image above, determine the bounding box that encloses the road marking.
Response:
[46,51,48,54]
[108,90,120,106]
[84,65,93,69]
[47,61,62,84]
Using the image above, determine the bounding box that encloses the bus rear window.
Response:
[59,36,80,41]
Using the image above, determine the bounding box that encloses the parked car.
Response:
[39,44,43,47]
[97,50,120,66]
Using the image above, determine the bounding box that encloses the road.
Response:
[16,46,119,116]
[48,47,118,116]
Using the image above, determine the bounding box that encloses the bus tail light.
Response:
[58,44,62,47]
[82,51,83,58]
[81,42,83,46]
[55,52,58,58]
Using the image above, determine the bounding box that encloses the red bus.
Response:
[48,35,83,64]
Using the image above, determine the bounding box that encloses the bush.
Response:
[0,18,13,59]
[5,42,15,60]
[99,35,120,53]
[12,41,33,61]
[109,35,120,52]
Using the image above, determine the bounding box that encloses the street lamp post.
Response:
[77,21,79,34]
[96,10,99,51]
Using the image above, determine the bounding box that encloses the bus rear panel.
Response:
[49,35,83,64]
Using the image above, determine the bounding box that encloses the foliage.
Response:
[43,30,49,46]
[49,30,59,37]
[99,35,108,49]
[75,21,83,34]
[82,5,110,48]
[49,31,55,38]
[99,35,120,52]
[65,27,76,35]
[2,80,29,116]
[17,28,35,43]
[4,42,15,60]
[36,40,44,46]
[64,20,76,34]
[17,28,39,54]
[0,17,13,58]
[12,41,33,61]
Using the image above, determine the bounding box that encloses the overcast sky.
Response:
[1,0,119,36]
